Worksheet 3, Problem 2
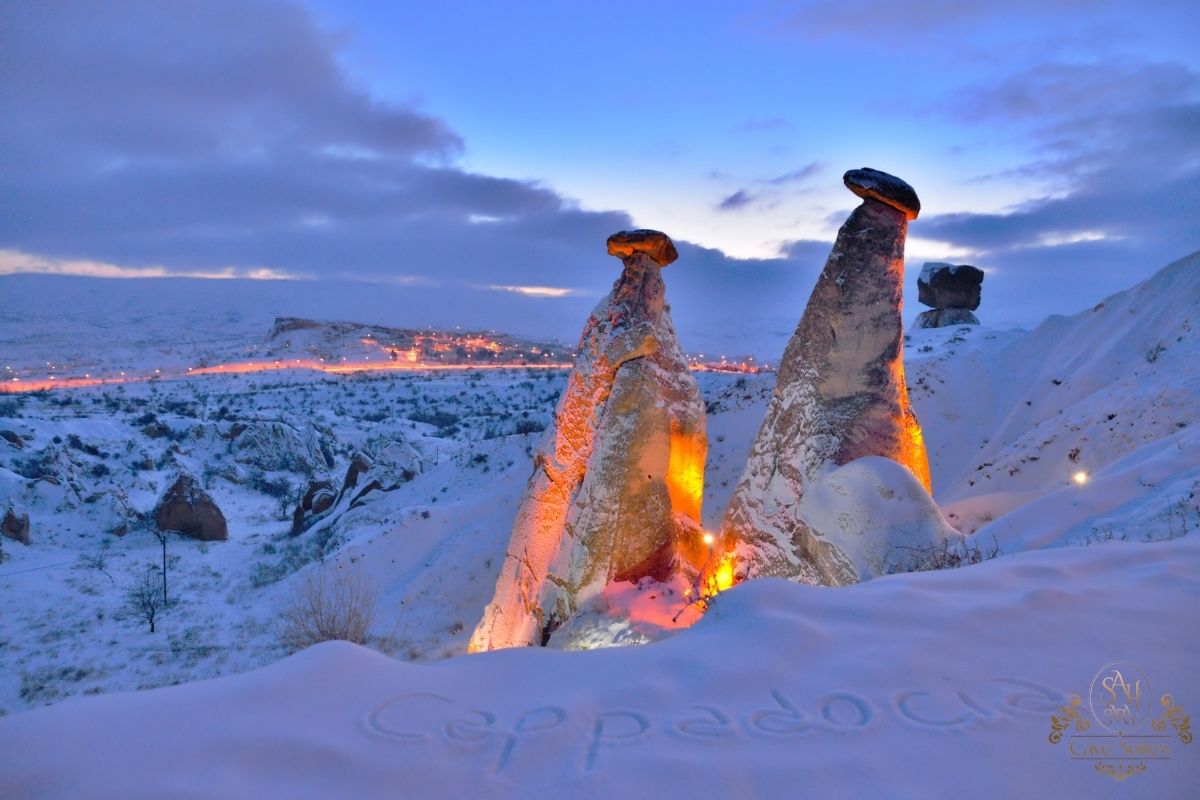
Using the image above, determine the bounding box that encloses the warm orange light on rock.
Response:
[666,428,705,523]
[714,559,735,592]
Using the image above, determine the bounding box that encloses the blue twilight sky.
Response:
[1,0,1197,346]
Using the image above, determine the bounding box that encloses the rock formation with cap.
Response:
[914,262,984,328]
[713,168,936,587]
[470,229,707,651]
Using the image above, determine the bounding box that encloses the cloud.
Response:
[763,162,825,186]
[0,0,835,358]
[716,190,756,211]
[713,163,825,220]
[759,0,1186,45]
[0,0,634,293]
[910,58,1200,321]
[483,284,586,299]
[0,249,300,281]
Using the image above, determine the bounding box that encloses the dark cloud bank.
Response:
[1,0,1196,357]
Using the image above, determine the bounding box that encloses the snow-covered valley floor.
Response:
[1,253,1198,797]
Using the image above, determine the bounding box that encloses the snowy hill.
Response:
[905,251,1200,547]
[1,253,1198,796]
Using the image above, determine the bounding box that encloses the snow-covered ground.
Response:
[1,252,1198,796]
[4,533,1198,798]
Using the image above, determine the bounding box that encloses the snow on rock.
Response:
[229,419,334,475]
[291,438,422,538]
[470,230,708,651]
[718,169,931,586]
[793,456,962,581]
[914,262,984,329]
[843,166,921,220]
[916,262,984,310]
[3,533,1196,799]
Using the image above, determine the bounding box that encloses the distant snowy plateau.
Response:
[1,253,1198,797]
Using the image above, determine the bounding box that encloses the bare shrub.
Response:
[888,536,1001,573]
[1143,341,1166,363]
[278,565,377,652]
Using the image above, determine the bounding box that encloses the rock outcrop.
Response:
[229,420,334,475]
[155,474,228,541]
[2,507,31,545]
[914,262,984,328]
[470,229,707,652]
[291,440,422,535]
[715,168,932,586]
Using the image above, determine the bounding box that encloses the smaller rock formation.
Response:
[229,420,334,474]
[291,480,336,535]
[1,430,25,449]
[915,262,984,328]
[291,440,422,535]
[2,507,31,545]
[303,480,337,516]
[141,421,171,439]
[156,475,228,541]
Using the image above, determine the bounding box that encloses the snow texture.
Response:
[2,533,1196,798]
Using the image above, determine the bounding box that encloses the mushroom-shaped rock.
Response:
[844,167,921,221]
[155,475,227,542]
[606,229,679,266]
[917,262,984,310]
[471,229,707,652]
[715,169,931,586]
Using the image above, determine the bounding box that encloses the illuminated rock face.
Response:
[470,230,707,651]
[716,170,932,586]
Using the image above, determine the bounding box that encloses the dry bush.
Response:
[278,565,377,652]
[887,536,1001,574]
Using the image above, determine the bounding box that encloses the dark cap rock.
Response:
[843,168,921,221]
[606,229,678,267]
[917,262,984,310]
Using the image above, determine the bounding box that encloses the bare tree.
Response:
[125,569,166,633]
[278,565,377,652]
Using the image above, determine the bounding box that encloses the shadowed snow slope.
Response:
[2,534,1197,799]
[907,251,1200,546]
